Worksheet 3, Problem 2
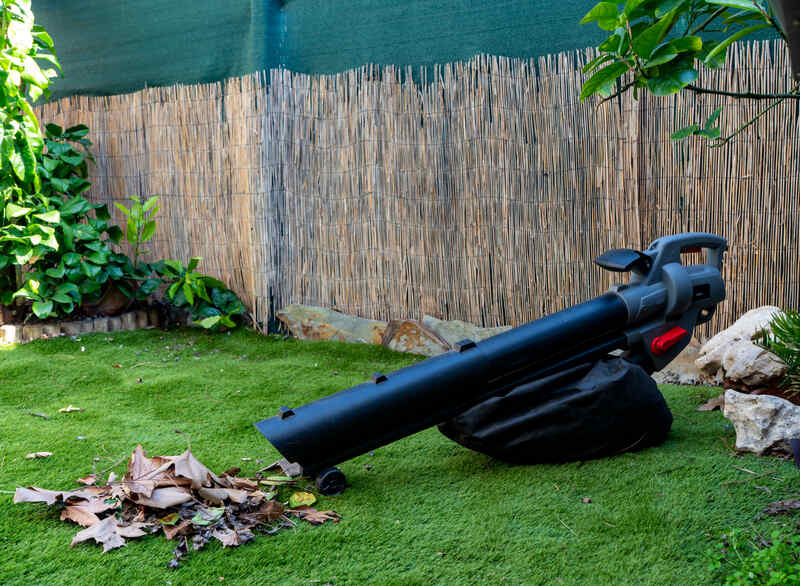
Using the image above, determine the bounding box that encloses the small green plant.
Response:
[113,195,160,301]
[758,310,800,396]
[114,195,158,269]
[707,527,800,584]
[153,257,247,330]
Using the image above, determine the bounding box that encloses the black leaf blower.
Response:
[255,233,727,494]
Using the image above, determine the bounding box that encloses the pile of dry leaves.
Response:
[14,445,339,568]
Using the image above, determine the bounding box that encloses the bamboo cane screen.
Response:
[36,40,800,334]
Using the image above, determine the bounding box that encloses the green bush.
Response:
[707,528,800,585]
[1,2,247,330]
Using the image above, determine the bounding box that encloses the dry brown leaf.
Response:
[116,523,148,539]
[225,476,258,491]
[212,528,254,548]
[125,445,171,482]
[133,486,193,509]
[762,500,800,515]
[76,474,97,486]
[240,500,285,526]
[288,506,341,525]
[262,458,303,478]
[25,451,53,459]
[122,478,158,498]
[59,405,83,413]
[69,485,112,500]
[112,364,122,368]
[197,487,250,505]
[163,519,192,540]
[61,505,101,527]
[70,517,127,553]
[14,486,68,505]
[170,448,223,489]
[696,394,725,412]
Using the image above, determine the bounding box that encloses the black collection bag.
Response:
[438,357,673,464]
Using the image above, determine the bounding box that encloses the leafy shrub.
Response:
[113,196,247,329]
[1,2,246,330]
[707,528,800,585]
[758,310,800,396]
[154,257,247,330]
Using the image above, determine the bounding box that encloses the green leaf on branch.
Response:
[633,4,683,59]
[183,283,195,306]
[107,225,123,243]
[45,123,63,138]
[704,23,770,65]
[581,62,631,101]
[94,204,111,222]
[696,127,721,139]
[32,300,54,319]
[60,196,91,216]
[646,57,698,95]
[80,261,102,278]
[64,125,89,139]
[705,106,723,129]
[580,2,620,31]
[34,210,60,224]
[705,0,759,9]
[45,265,65,279]
[143,196,159,212]
[141,220,157,242]
[6,203,31,218]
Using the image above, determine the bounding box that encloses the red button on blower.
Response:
[650,327,688,355]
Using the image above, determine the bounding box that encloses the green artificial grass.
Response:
[0,328,797,585]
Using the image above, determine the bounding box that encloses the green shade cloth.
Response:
[36,0,606,100]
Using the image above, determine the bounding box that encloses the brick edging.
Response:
[0,308,161,344]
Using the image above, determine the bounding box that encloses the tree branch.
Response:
[594,80,635,111]
[690,7,727,36]
[710,96,789,147]
[686,84,800,99]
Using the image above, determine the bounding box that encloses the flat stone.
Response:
[277,304,388,345]
[108,317,122,331]
[381,320,449,356]
[723,389,800,455]
[93,317,109,333]
[421,315,511,348]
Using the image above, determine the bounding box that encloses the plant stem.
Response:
[710,96,789,147]
[690,7,727,36]
[594,80,635,110]
[686,84,800,99]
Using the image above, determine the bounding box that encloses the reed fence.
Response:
[36,40,800,335]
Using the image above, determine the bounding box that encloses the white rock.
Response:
[697,306,780,363]
[695,306,785,385]
[721,341,787,387]
[723,389,800,455]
